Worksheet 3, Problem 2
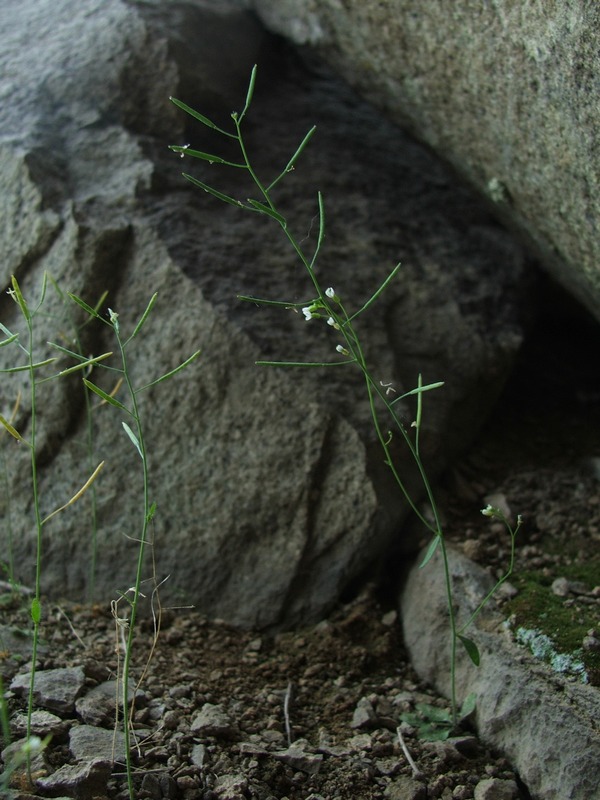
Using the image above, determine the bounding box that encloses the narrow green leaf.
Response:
[83,378,128,412]
[169,146,245,168]
[419,536,440,568]
[147,502,157,523]
[256,359,354,368]
[48,342,89,361]
[169,97,236,138]
[56,352,113,377]
[458,635,481,666]
[0,358,56,374]
[307,191,326,272]
[68,292,103,320]
[239,64,257,121]
[237,295,306,309]
[129,293,158,341]
[182,173,245,208]
[10,275,30,321]
[348,262,402,322]
[137,350,201,392]
[31,597,42,624]
[268,126,317,191]
[122,421,142,458]
[36,270,49,311]
[246,198,287,225]
[0,332,18,348]
[396,381,445,400]
[0,413,24,441]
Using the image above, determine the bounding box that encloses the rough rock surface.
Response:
[0,0,529,627]
[399,546,600,800]
[247,0,600,323]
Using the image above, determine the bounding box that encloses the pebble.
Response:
[10,666,86,714]
[474,777,519,799]
[69,723,127,763]
[272,740,323,774]
[10,708,69,739]
[351,696,378,729]
[190,703,239,739]
[551,577,570,597]
[36,757,113,797]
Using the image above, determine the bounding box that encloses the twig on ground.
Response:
[397,726,423,778]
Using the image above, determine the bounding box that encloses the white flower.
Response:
[327,316,340,329]
[325,287,335,299]
[302,306,314,321]
[379,380,396,396]
[481,504,496,517]
[336,344,350,356]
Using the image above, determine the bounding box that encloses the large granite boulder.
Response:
[247,0,600,323]
[0,0,529,628]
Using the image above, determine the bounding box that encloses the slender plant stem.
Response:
[113,329,152,798]
[171,68,520,727]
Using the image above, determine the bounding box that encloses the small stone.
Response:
[381,609,398,626]
[177,774,199,790]
[347,732,373,751]
[463,539,482,561]
[163,709,180,729]
[496,581,518,600]
[141,771,177,800]
[474,777,519,800]
[69,724,126,764]
[551,577,570,597]
[10,666,86,714]
[453,786,471,799]
[213,772,248,799]
[10,709,69,739]
[384,775,427,799]
[582,635,600,652]
[272,743,323,775]
[351,696,378,729]
[239,741,269,758]
[76,678,140,726]
[190,703,238,739]
[35,758,112,797]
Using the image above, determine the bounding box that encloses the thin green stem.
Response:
[112,329,152,800]
[25,319,43,776]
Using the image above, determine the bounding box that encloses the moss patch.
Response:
[504,562,600,685]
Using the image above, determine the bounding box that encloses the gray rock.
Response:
[474,778,519,800]
[383,775,427,800]
[350,697,378,730]
[10,709,69,740]
[0,0,529,629]
[190,703,238,739]
[10,666,86,714]
[399,546,600,800]
[35,758,112,799]
[75,678,142,726]
[248,0,600,324]
[0,624,47,680]
[213,773,249,800]
[69,723,127,764]
[272,740,323,774]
